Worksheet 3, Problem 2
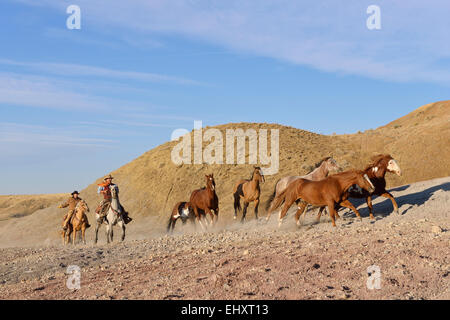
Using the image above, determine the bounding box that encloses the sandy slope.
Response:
[0,176,448,300]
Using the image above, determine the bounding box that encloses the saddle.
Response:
[95,202,132,224]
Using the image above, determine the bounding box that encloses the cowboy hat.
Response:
[71,191,79,195]
[103,174,114,181]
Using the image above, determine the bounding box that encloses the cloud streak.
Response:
[0,58,206,86]
[13,0,450,86]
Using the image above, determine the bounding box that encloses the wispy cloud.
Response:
[0,122,117,149]
[0,58,207,86]
[13,0,450,86]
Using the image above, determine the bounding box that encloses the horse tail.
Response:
[167,216,173,233]
[233,184,243,212]
[269,188,288,213]
[265,179,280,211]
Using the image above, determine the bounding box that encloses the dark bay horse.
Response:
[189,174,219,229]
[167,201,194,233]
[346,154,402,219]
[233,167,265,222]
[265,157,341,219]
[267,169,375,227]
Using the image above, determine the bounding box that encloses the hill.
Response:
[0,100,448,247]
[79,100,449,221]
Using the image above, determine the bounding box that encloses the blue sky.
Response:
[1,0,449,194]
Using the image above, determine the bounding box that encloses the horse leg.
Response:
[316,206,326,223]
[106,224,111,244]
[366,196,375,219]
[278,198,295,228]
[66,228,71,245]
[241,202,249,223]
[294,201,308,227]
[339,200,362,221]
[118,220,126,241]
[205,208,214,227]
[82,226,86,245]
[328,203,337,227]
[171,217,177,232]
[73,229,77,245]
[380,191,399,215]
[213,207,219,225]
[110,225,114,242]
[94,222,100,244]
[193,207,205,231]
[254,199,260,220]
[233,194,240,220]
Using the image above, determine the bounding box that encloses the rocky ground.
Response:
[0,177,448,300]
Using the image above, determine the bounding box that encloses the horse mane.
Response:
[307,157,331,174]
[364,154,393,170]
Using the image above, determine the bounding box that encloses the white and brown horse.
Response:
[233,167,265,222]
[345,154,402,219]
[94,184,126,244]
[167,201,194,233]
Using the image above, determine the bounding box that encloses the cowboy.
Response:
[95,174,132,224]
[59,191,90,230]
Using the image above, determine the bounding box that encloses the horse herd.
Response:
[167,154,402,232]
[62,154,402,244]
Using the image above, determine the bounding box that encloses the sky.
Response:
[1,0,449,194]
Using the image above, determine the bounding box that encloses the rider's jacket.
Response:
[97,183,117,200]
[59,196,82,211]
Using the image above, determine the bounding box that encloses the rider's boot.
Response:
[123,211,132,224]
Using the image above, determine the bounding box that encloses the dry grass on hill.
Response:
[0,100,448,247]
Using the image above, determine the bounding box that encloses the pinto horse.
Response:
[167,201,194,233]
[233,167,265,222]
[94,185,126,244]
[189,174,219,229]
[265,157,341,219]
[267,169,375,227]
[346,154,402,219]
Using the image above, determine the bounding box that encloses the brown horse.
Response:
[189,174,219,229]
[346,154,402,219]
[265,156,341,220]
[267,169,375,227]
[167,201,194,233]
[233,167,265,222]
[62,200,90,245]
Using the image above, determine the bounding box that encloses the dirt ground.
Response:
[0,177,448,300]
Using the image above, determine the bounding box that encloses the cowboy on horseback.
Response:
[59,191,90,230]
[95,174,132,224]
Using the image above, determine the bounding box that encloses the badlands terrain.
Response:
[0,100,449,299]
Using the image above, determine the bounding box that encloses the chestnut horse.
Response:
[346,154,402,219]
[62,200,90,245]
[233,167,265,222]
[265,157,341,218]
[167,201,194,233]
[267,169,375,227]
[189,174,219,229]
